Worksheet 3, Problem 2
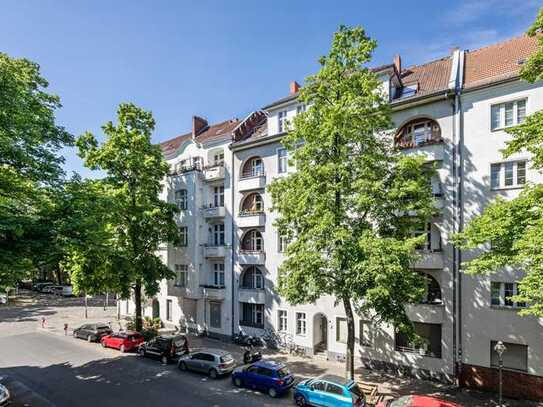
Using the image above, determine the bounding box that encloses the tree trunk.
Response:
[342,296,355,380]
[55,267,62,285]
[134,279,143,332]
[84,292,88,319]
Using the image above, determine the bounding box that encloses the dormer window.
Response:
[400,83,418,99]
[395,118,442,148]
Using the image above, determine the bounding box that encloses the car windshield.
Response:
[277,367,290,378]
[349,383,364,398]
[96,326,110,331]
[220,354,233,363]
[389,396,412,407]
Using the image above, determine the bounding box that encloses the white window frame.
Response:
[213,186,224,207]
[490,281,526,308]
[174,264,188,287]
[213,152,224,166]
[178,226,188,247]
[296,104,306,114]
[295,312,306,336]
[213,262,225,287]
[278,233,289,253]
[336,317,347,344]
[166,299,173,321]
[490,98,527,131]
[490,160,527,190]
[278,110,288,133]
[212,223,225,246]
[278,310,288,332]
[277,147,288,174]
[175,189,188,210]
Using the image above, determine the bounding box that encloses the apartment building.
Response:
[121,34,543,399]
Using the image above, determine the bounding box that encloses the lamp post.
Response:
[494,341,507,407]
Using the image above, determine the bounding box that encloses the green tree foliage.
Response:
[0,53,73,288]
[456,8,543,317]
[77,103,179,330]
[268,26,436,378]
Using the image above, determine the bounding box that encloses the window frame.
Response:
[336,317,347,344]
[174,264,188,287]
[490,160,528,190]
[278,309,288,332]
[213,186,224,207]
[175,189,188,210]
[213,262,225,287]
[166,299,173,321]
[277,147,288,174]
[178,226,188,247]
[359,320,373,348]
[490,281,526,309]
[295,312,307,336]
[278,110,288,133]
[490,99,527,131]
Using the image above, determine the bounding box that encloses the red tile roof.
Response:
[159,119,239,155]
[398,56,452,98]
[464,34,539,89]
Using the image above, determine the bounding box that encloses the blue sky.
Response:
[1,0,541,178]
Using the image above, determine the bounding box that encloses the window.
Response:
[240,303,264,328]
[421,274,442,305]
[359,320,373,348]
[296,312,306,336]
[278,234,289,253]
[490,161,527,189]
[395,322,442,358]
[278,111,288,133]
[490,341,528,372]
[178,226,188,247]
[326,383,344,396]
[241,229,263,252]
[491,99,527,130]
[166,299,172,321]
[210,302,221,328]
[213,263,225,287]
[240,266,264,289]
[212,223,225,246]
[175,189,188,210]
[174,264,188,287]
[278,310,288,332]
[336,317,347,344]
[296,104,306,114]
[241,157,264,178]
[240,193,264,215]
[277,148,288,173]
[395,119,441,148]
[213,186,224,207]
[213,152,224,166]
[411,222,431,251]
[490,282,526,308]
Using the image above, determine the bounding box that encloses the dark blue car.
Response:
[232,360,295,398]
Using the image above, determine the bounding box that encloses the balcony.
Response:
[203,245,227,258]
[238,250,265,265]
[237,211,266,228]
[238,175,266,192]
[202,206,226,219]
[405,303,445,324]
[400,142,444,162]
[203,164,225,182]
[413,250,444,269]
[238,288,266,304]
[200,285,226,301]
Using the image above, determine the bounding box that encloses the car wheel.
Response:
[209,368,218,379]
[268,387,278,398]
[178,361,187,371]
[161,355,168,365]
[233,377,243,387]
[294,394,307,406]
[87,335,93,343]
[138,348,146,357]
[120,345,126,353]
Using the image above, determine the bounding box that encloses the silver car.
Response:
[177,349,236,379]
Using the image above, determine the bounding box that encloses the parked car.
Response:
[0,382,10,406]
[42,284,56,294]
[377,395,461,407]
[73,323,112,342]
[138,334,188,364]
[51,285,73,297]
[232,360,294,398]
[293,374,366,407]
[101,331,144,352]
[33,282,54,292]
[177,349,236,379]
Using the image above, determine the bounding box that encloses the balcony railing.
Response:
[203,163,225,181]
[202,205,226,218]
[238,211,266,228]
[238,250,265,265]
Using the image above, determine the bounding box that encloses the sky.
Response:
[1,0,541,178]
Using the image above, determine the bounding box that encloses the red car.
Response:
[101,331,144,353]
[378,395,461,407]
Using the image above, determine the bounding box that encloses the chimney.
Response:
[192,115,208,139]
[393,54,401,74]
[289,81,300,95]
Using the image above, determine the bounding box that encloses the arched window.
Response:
[422,274,442,304]
[240,266,264,289]
[240,193,264,215]
[395,118,441,148]
[241,229,264,252]
[241,157,264,178]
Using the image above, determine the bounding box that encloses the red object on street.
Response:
[41,317,46,328]
[100,332,144,352]
[377,395,461,407]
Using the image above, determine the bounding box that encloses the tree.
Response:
[77,103,179,331]
[0,52,73,288]
[268,26,436,379]
[455,8,543,317]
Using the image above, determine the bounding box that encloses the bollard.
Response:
[64,323,68,336]
[41,317,46,328]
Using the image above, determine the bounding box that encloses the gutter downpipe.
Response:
[230,142,236,338]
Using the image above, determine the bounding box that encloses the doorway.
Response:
[152,298,160,319]
[313,313,328,352]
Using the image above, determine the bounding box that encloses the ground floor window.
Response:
[395,322,442,358]
[210,302,221,329]
[490,341,528,372]
[240,303,264,328]
[278,310,288,332]
[359,320,373,348]
[296,312,306,336]
[336,317,347,344]
[166,299,173,321]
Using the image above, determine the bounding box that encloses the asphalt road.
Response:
[0,332,295,407]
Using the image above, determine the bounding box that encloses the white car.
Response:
[0,295,7,305]
[0,382,10,406]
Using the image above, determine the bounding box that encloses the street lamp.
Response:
[494,341,507,407]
